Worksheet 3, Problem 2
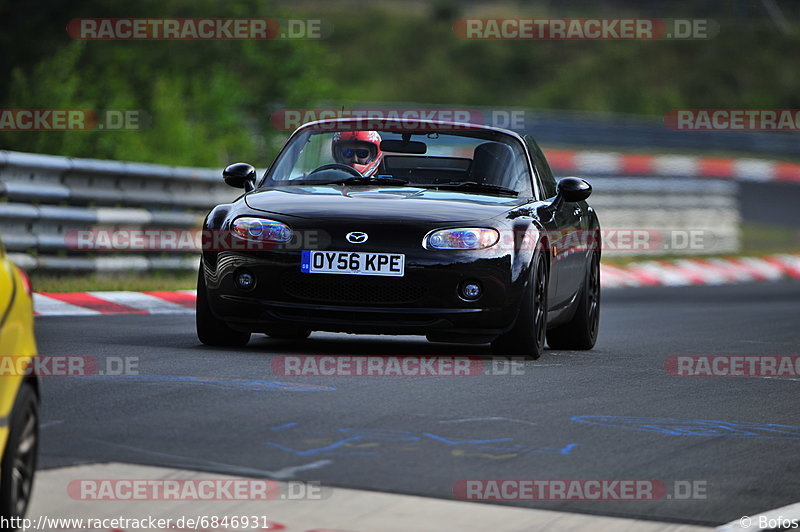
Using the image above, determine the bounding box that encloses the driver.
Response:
[331,131,383,176]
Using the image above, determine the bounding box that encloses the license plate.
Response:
[301,250,405,277]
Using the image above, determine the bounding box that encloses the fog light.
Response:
[459,281,482,301]
[235,270,256,291]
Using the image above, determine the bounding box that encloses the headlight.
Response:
[424,228,499,250]
[231,217,293,242]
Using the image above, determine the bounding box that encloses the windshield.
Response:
[262,128,534,197]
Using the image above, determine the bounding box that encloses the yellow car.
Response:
[0,239,38,520]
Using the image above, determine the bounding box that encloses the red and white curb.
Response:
[546,149,800,183]
[32,254,800,317]
[601,253,800,288]
[34,290,197,317]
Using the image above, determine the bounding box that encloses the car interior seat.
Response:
[470,142,517,189]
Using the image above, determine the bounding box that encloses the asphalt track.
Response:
[35,280,800,527]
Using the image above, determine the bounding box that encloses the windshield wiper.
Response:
[421,181,519,196]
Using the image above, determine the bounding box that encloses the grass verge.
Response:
[30,271,197,293]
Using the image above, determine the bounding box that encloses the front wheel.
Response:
[0,382,38,520]
[196,264,251,347]
[491,254,548,360]
[546,252,600,350]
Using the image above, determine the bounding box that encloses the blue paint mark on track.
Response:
[81,375,336,392]
[421,433,513,446]
[270,422,301,431]
[266,436,373,456]
[571,416,800,439]
[264,423,577,458]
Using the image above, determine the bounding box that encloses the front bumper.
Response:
[203,249,527,338]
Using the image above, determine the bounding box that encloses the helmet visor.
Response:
[333,141,378,165]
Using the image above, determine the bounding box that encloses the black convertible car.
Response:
[197,118,600,359]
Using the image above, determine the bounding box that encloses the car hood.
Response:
[243,185,524,223]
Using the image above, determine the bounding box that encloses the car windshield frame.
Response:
[258,122,540,199]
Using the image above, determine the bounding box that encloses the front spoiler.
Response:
[211,294,513,338]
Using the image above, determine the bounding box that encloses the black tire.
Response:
[546,252,600,350]
[196,264,251,347]
[0,382,38,521]
[491,254,548,360]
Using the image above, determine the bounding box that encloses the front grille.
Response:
[282,271,425,304]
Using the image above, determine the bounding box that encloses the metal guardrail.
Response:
[0,150,239,272]
[584,177,740,256]
[343,104,800,158]
[0,150,740,272]
[521,110,799,158]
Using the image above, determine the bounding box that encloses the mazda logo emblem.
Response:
[346,232,369,244]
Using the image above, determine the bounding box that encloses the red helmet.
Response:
[331,131,383,175]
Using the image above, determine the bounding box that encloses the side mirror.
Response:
[556,177,591,203]
[223,163,256,191]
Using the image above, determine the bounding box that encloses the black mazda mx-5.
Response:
[197,118,600,359]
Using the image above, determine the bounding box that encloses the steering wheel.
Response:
[309,163,364,179]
